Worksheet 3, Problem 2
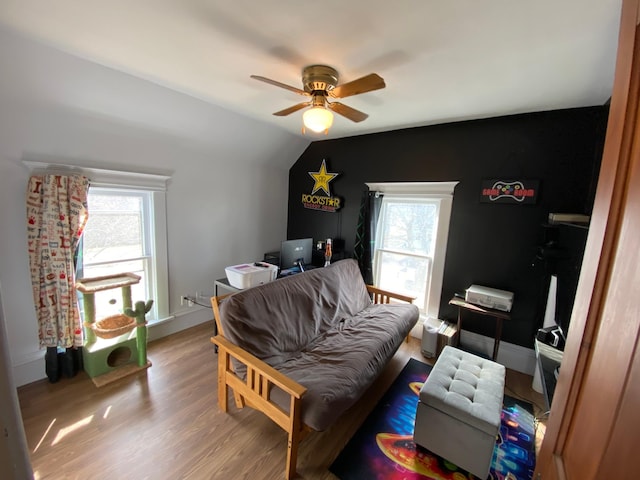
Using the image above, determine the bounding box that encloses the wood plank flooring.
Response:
[18,321,546,479]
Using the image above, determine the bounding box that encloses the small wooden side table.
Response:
[449,297,511,361]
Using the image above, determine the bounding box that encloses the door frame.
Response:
[534,0,640,477]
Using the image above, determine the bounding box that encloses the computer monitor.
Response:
[280,238,313,271]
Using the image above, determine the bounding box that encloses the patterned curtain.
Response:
[353,188,384,285]
[26,174,89,348]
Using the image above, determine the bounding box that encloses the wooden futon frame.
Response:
[210,285,415,479]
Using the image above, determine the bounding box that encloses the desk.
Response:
[214,277,242,297]
[448,297,511,361]
[534,339,564,410]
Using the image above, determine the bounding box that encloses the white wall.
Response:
[0,284,33,479]
[0,26,309,386]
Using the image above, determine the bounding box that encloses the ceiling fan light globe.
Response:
[303,107,334,133]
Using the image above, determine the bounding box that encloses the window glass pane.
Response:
[79,187,158,322]
[83,193,144,263]
[379,201,438,256]
[377,251,431,309]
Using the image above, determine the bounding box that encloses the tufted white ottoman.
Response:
[414,346,505,479]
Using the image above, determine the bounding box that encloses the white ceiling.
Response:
[0,0,623,140]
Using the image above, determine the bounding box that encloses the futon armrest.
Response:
[212,334,308,480]
[211,335,307,399]
[367,285,416,304]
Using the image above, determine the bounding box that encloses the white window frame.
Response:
[366,182,458,319]
[23,161,172,324]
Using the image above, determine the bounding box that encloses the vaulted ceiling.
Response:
[0,0,623,139]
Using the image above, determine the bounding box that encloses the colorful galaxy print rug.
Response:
[330,358,536,480]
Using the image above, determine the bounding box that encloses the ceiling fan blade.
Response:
[327,102,369,123]
[273,102,311,116]
[329,73,386,99]
[250,75,310,96]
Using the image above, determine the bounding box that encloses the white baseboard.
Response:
[412,322,536,376]
[13,351,47,388]
[458,330,536,375]
[13,309,213,387]
[147,308,212,341]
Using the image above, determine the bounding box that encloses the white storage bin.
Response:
[422,317,441,358]
[225,262,279,289]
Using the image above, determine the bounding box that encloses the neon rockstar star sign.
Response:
[302,159,342,212]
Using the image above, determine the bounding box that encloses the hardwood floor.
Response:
[18,322,546,479]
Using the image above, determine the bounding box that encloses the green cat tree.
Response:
[75,272,152,387]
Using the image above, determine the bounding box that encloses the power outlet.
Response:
[180,294,196,307]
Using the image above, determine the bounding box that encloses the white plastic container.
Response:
[225,262,279,289]
[422,317,441,358]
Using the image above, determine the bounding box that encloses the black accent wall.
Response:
[286,107,608,348]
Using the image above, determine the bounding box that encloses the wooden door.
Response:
[534,1,640,479]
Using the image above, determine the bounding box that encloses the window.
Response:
[23,161,171,324]
[78,180,170,324]
[79,188,159,320]
[374,197,438,311]
[368,182,457,318]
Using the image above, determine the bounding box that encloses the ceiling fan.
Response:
[251,65,386,133]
